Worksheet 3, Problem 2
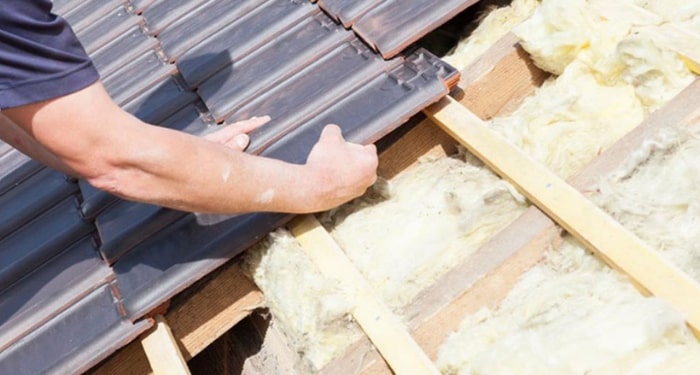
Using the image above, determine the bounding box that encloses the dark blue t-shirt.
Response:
[0,0,99,109]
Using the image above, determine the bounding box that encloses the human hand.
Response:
[304,124,378,211]
[203,116,270,151]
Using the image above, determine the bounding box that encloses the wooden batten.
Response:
[452,32,549,119]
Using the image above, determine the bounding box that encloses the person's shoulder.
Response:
[0,0,99,109]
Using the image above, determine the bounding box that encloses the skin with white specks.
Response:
[256,189,275,205]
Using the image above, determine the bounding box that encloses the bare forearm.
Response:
[3,82,376,214]
[0,113,75,174]
[91,122,324,213]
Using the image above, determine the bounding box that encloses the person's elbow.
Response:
[77,149,132,197]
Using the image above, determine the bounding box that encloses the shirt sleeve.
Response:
[0,0,100,109]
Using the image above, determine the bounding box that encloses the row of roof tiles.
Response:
[0,0,470,372]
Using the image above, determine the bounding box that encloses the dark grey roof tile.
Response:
[352,0,481,58]
[51,0,84,16]
[158,0,262,62]
[0,152,41,196]
[0,197,92,291]
[0,237,112,353]
[230,39,401,152]
[159,103,214,134]
[95,105,213,264]
[142,0,213,35]
[122,76,198,125]
[75,5,144,54]
[114,213,290,319]
[0,284,151,375]
[0,168,77,240]
[6,1,462,371]
[198,11,353,122]
[62,0,125,34]
[78,180,116,219]
[90,25,158,78]
[0,141,12,158]
[177,0,318,88]
[262,48,454,163]
[102,50,176,106]
[128,0,157,13]
[318,0,381,27]
[97,203,184,265]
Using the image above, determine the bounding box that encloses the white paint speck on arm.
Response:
[222,164,231,183]
[256,188,275,204]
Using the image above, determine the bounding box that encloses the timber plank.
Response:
[397,77,700,368]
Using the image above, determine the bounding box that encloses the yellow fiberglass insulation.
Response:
[244,230,363,372]
[437,239,700,375]
[480,0,695,178]
[491,60,644,177]
[436,0,700,373]
[244,152,527,372]
[443,0,540,70]
[438,119,700,375]
[595,121,700,282]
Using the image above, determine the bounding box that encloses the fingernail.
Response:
[251,116,258,120]
[235,134,249,149]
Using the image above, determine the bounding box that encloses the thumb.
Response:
[234,134,250,150]
[319,124,344,143]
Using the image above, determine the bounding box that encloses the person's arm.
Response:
[1,81,378,214]
[0,112,75,174]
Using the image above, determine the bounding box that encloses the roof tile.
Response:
[0,169,77,240]
[0,238,112,353]
[0,284,150,375]
[0,197,92,291]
